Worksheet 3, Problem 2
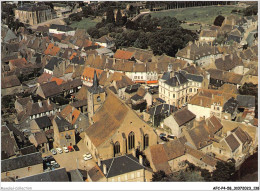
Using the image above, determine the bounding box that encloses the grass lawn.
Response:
[151,5,243,25]
[70,17,101,31]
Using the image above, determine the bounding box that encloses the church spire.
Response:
[93,70,99,88]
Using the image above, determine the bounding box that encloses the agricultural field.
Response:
[70,17,101,31]
[151,5,243,25]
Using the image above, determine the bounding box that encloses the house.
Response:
[16,168,69,182]
[176,41,221,66]
[114,49,135,60]
[1,125,19,160]
[68,169,88,182]
[81,66,104,86]
[15,4,52,25]
[1,75,22,96]
[146,104,176,127]
[222,97,239,120]
[212,127,252,163]
[44,57,67,76]
[163,108,196,138]
[88,154,149,182]
[28,131,49,153]
[1,152,43,181]
[84,90,158,160]
[49,24,75,36]
[159,70,206,107]
[227,28,243,43]
[207,69,243,88]
[15,96,33,114]
[44,43,61,56]
[36,81,62,99]
[214,54,244,74]
[95,35,115,48]
[199,29,218,42]
[60,105,89,133]
[188,89,236,120]
[53,115,76,148]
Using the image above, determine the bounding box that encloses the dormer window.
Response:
[97,96,101,102]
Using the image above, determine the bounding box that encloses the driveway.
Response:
[42,135,96,171]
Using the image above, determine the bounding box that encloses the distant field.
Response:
[70,17,101,31]
[151,5,243,25]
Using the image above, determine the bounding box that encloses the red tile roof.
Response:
[37,72,52,84]
[44,43,60,56]
[114,49,134,60]
[51,77,64,85]
[81,67,103,82]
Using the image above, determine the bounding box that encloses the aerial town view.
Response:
[1,0,258,187]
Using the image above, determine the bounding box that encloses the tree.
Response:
[152,170,168,181]
[82,6,93,18]
[106,7,115,23]
[243,5,258,16]
[214,15,225,26]
[115,8,123,26]
[212,161,236,181]
[201,169,212,181]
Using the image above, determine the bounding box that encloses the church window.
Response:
[128,131,135,150]
[144,134,149,149]
[114,141,120,155]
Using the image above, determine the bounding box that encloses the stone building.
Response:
[15,5,53,26]
[84,90,158,160]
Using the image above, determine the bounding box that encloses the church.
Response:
[84,71,158,160]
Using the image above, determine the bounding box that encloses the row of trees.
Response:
[88,11,197,57]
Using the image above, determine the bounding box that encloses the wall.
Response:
[107,169,145,182]
[1,163,43,180]
[188,104,211,120]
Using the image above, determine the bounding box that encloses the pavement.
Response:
[42,134,96,172]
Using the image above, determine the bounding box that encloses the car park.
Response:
[51,149,57,155]
[83,153,92,161]
[73,145,79,151]
[56,148,63,154]
[63,147,69,153]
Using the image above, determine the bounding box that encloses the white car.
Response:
[56,148,63,154]
[63,147,69,153]
[83,153,92,161]
[51,149,57,155]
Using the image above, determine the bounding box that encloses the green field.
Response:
[151,5,243,25]
[70,17,101,31]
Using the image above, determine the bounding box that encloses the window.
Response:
[6,172,10,176]
[128,131,135,150]
[97,96,101,102]
[118,176,121,182]
[131,173,135,179]
[173,94,175,98]
[144,134,149,149]
[114,141,120,156]
[125,174,128,181]
[189,88,192,92]
[111,178,115,182]
[137,171,141,178]
[70,132,72,135]
[28,166,31,171]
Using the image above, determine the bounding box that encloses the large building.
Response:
[159,69,208,107]
[15,4,53,25]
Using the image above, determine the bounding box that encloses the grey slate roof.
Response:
[50,24,74,32]
[165,72,188,87]
[45,57,63,71]
[237,95,255,108]
[161,71,171,80]
[223,97,238,115]
[148,104,176,116]
[1,152,42,172]
[4,29,17,43]
[225,134,240,152]
[55,116,73,132]
[16,168,69,182]
[34,116,52,129]
[98,154,144,178]
[131,94,143,101]
[180,70,203,82]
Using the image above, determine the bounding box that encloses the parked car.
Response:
[51,149,57,155]
[63,147,69,153]
[68,146,74,152]
[160,136,169,142]
[167,135,176,140]
[51,161,60,169]
[83,153,92,161]
[56,148,63,154]
[159,133,166,138]
[73,145,79,151]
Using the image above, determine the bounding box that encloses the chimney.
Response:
[47,98,50,105]
[38,100,43,107]
[98,158,101,166]
[103,164,107,175]
[230,54,233,60]
[139,155,143,165]
[222,54,226,61]
[187,47,191,58]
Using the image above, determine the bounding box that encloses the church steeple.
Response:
[93,70,99,88]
